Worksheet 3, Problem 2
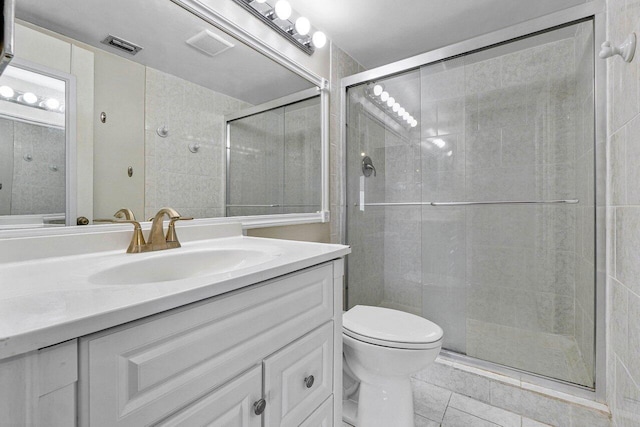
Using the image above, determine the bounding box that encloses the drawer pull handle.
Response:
[304,375,315,389]
[253,398,267,415]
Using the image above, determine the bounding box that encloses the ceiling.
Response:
[288,0,588,69]
[16,0,314,105]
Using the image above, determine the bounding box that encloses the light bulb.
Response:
[45,98,60,110]
[312,31,327,48]
[373,84,383,96]
[411,120,418,127]
[22,92,38,104]
[398,107,405,116]
[274,0,292,20]
[295,17,311,35]
[0,85,14,98]
[403,112,409,120]
[380,91,389,102]
[386,96,395,108]
[446,150,453,157]
[392,102,400,112]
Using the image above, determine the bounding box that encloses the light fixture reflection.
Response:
[22,92,38,104]
[373,84,384,96]
[45,98,60,110]
[432,138,446,149]
[0,86,14,98]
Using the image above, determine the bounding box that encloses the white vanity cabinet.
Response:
[78,260,343,426]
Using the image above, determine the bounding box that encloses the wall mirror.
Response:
[1,0,327,231]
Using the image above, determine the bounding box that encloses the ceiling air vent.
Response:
[186,30,234,58]
[100,35,143,55]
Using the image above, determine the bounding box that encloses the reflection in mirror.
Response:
[5,0,324,230]
[227,93,321,217]
[0,63,68,228]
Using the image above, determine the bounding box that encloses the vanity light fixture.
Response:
[274,0,292,20]
[295,17,311,36]
[0,85,14,98]
[44,98,60,110]
[232,0,327,55]
[21,92,37,104]
[366,83,418,129]
[0,86,64,113]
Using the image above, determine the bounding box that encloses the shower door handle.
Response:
[362,156,376,177]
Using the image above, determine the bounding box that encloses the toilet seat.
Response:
[343,305,443,350]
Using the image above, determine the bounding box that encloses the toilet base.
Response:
[347,376,415,427]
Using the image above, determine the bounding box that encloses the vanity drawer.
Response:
[263,322,334,427]
[84,263,333,427]
[154,365,262,427]
[300,395,334,427]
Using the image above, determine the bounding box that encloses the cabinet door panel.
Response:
[264,322,333,427]
[154,366,262,427]
[299,396,333,427]
[85,264,333,426]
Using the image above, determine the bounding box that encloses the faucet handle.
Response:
[165,216,194,249]
[94,218,147,253]
[114,208,136,221]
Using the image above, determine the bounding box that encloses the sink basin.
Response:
[89,248,276,285]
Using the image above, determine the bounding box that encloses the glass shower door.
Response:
[346,19,596,388]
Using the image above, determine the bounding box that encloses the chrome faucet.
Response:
[95,207,192,253]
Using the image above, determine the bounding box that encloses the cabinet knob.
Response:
[253,398,267,415]
[304,375,315,389]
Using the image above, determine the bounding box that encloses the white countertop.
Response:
[0,224,350,359]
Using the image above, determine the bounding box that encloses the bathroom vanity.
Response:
[0,223,349,426]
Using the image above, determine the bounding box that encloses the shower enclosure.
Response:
[344,12,603,393]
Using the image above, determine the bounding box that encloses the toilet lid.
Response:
[343,306,443,349]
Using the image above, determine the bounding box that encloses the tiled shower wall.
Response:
[0,118,65,215]
[144,67,249,220]
[227,109,284,217]
[283,100,322,214]
[606,0,640,425]
[227,99,322,217]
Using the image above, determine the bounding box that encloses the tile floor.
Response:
[342,392,561,426]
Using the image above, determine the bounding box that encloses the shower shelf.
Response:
[356,199,579,207]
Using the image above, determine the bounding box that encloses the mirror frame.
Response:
[0,57,77,227]
[0,0,329,238]
[172,0,330,229]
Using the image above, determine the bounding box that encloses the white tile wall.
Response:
[144,67,249,220]
[606,0,640,425]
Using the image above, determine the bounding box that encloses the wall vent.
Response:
[100,35,143,55]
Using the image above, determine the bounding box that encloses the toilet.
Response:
[342,305,443,427]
